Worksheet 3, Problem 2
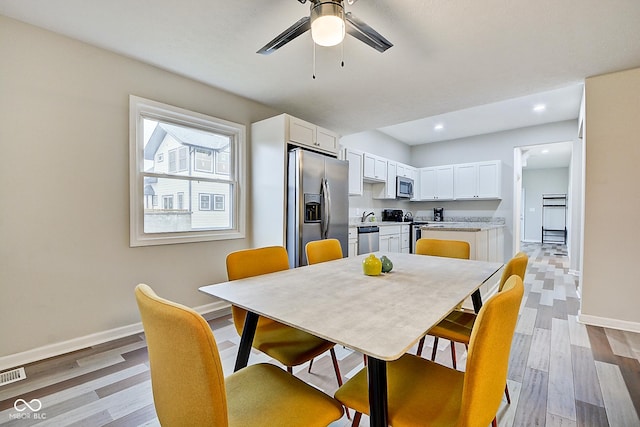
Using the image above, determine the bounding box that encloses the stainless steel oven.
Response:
[411,222,429,253]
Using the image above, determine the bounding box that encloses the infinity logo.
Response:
[14,398,42,412]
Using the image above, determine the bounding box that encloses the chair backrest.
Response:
[305,238,343,265]
[135,284,228,426]
[456,275,524,427]
[225,246,290,334]
[498,251,529,292]
[415,238,470,260]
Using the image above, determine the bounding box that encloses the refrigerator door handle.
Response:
[321,178,331,239]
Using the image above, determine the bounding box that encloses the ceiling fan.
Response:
[257,0,392,55]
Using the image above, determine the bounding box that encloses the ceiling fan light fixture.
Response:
[311,1,345,47]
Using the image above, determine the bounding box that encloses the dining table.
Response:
[199,252,503,427]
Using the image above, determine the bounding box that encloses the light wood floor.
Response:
[1,243,639,426]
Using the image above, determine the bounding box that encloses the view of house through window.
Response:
[142,119,232,233]
[130,95,245,246]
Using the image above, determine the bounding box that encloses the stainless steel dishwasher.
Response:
[357,226,379,255]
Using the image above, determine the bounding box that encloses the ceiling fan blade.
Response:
[257,16,311,55]
[345,12,392,53]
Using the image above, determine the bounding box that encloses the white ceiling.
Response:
[1,1,639,159]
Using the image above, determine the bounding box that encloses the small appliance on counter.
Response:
[382,209,404,222]
[433,207,444,222]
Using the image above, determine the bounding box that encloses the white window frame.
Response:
[194,148,214,173]
[199,193,212,211]
[129,95,246,246]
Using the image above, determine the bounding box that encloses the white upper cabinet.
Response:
[341,148,364,196]
[418,165,454,201]
[363,153,387,182]
[287,115,338,155]
[454,161,502,200]
[373,160,397,199]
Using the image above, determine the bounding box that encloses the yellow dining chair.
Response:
[305,238,343,265]
[334,275,524,427]
[426,251,529,403]
[135,284,344,427]
[414,238,471,366]
[226,246,344,387]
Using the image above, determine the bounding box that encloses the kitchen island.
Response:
[420,221,505,309]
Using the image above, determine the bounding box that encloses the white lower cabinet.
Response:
[401,224,410,253]
[378,225,402,254]
[348,227,358,257]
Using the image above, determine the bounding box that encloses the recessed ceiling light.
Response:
[434,123,444,131]
[533,104,546,113]
[541,149,550,154]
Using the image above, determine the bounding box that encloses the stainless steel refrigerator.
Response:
[287,148,349,267]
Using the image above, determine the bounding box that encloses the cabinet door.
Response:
[477,161,501,199]
[435,166,454,200]
[288,116,316,147]
[386,161,397,198]
[454,163,477,199]
[344,149,364,196]
[419,167,437,200]
[363,153,386,182]
[316,126,338,153]
[389,235,401,253]
[379,235,391,252]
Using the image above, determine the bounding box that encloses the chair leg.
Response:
[351,411,362,427]
[287,366,293,374]
[450,341,457,370]
[431,337,439,361]
[504,383,511,404]
[417,336,425,356]
[308,358,314,373]
[330,347,343,387]
[492,417,497,427]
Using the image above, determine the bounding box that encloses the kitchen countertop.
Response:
[420,222,504,232]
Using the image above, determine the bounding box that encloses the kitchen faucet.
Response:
[361,211,374,222]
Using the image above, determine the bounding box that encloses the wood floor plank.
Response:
[528,328,551,372]
[571,345,605,407]
[508,332,533,383]
[552,299,568,320]
[548,318,576,421]
[535,305,554,330]
[605,329,636,359]
[546,413,577,427]
[575,400,609,427]
[516,307,538,335]
[495,379,522,427]
[595,361,640,427]
[513,367,549,426]
[587,326,619,364]
[568,315,591,348]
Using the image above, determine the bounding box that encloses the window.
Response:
[199,193,211,211]
[198,193,225,211]
[195,148,214,173]
[214,194,225,211]
[162,195,174,210]
[130,95,246,246]
[177,192,184,210]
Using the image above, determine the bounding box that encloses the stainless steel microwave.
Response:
[396,176,414,198]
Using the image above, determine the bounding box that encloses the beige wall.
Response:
[582,67,640,325]
[0,16,279,358]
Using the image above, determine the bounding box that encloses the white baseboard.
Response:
[568,270,581,277]
[578,311,640,333]
[0,301,231,372]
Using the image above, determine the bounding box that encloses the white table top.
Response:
[200,253,503,361]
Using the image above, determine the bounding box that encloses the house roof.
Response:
[144,123,230,160]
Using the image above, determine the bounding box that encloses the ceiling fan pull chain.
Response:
[313,42,316,79]
[341,40,345,67]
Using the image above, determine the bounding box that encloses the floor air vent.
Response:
[0,367,26,386]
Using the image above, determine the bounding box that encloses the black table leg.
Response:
[471,289,483,313]
[234,311,258,372]
[367,357,388,427]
